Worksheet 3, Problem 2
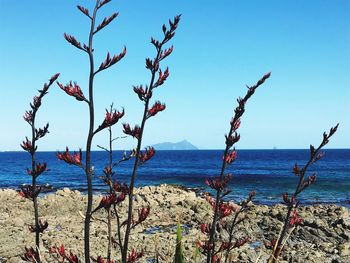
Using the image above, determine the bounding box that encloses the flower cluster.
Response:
[23,111,33,124]
[35,123,49,140]
[223,150,237,164]
[225,132,240,148]
[29,73,60,112]
[27,162,47,177]
[154,68,169,87]
[50,244,80,263]
[123,123,141,140]
[19,185,42,201]
[289,210,303,227]
[139,147,155,164]
[127,249,144,263]
[147,101,166,118]
[97,192,126,211]
[28,219,48,233]
[205,174,232,191]
[64,33,87,52]
[21,247,40,262]
[57,81,86,102]
[113,181,130,195]
[218,237,250,252]
[133,85,152,101]
[95,108,124,133]
[98,47,126,71]
[21,137,36,153]
[57,147,82,166]
[136,207,150,225]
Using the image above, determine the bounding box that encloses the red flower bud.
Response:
[127,249,144,263]
[154,68,169,87]
[223,150,237,164]
[29,219,48,233]
[196,240,213,252]
[137,206,150,224]
[302,173,317,190]
[64,33,83,50]
[205,174,232,191]
[139,147,155,164]
[98,46,126,70]
[159,45,173,60]
[133,85,152,101]
[50,244,79,263]
[200,223,211,234]
[57,81,86,101]
[122,123,141,140]
[204,194,216,209]
[21,247,40,262]
[27,162,47,177]
[147,101,166,118]
[225,132,240,147]
[19,185,41,200]
[95,108,124,133]
[113,181,130,195]
[23,111,33,124]
[289,210,303,227]
[230,118,241,130]
[218,202,234,219]
[151,37,160,49]
[21,137,35,153]
[57,147,82,166]
[77,5,90,17]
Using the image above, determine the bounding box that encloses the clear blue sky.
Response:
[0,0,349,151]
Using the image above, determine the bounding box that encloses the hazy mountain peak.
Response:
[152,140,198,150]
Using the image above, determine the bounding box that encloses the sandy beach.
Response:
[0,185,349,262]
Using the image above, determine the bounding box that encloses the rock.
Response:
[0,184,349,263]
[338,243,350,256]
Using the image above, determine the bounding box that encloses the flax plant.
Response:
[198,73,271,263]
[20,73,60,262]
[267,124,339,262]
[57,1,126,262]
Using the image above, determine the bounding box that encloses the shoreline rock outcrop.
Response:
[0,185,349,262]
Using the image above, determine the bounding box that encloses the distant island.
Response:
[152,140,198,150]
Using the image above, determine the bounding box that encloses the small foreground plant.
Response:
[174,220,185,263]
[92,104,132,262]
[266,124,339,262]
[20,73,60,262]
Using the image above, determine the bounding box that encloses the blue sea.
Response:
[0,149,349,207]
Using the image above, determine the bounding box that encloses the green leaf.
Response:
[174,220,185,263]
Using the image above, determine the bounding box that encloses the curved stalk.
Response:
[84,1,100,262]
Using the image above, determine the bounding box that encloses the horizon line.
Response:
[1,148,349,153]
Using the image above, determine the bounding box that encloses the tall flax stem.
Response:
[31,113,40,260]
[268,124,338,263]
[206,73,271,263]
[122,46,162,262]
[84,1,99,262]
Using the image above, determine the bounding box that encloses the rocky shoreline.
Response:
[0,185,349,262]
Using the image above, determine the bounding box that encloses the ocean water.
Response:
[0,149,349,207]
